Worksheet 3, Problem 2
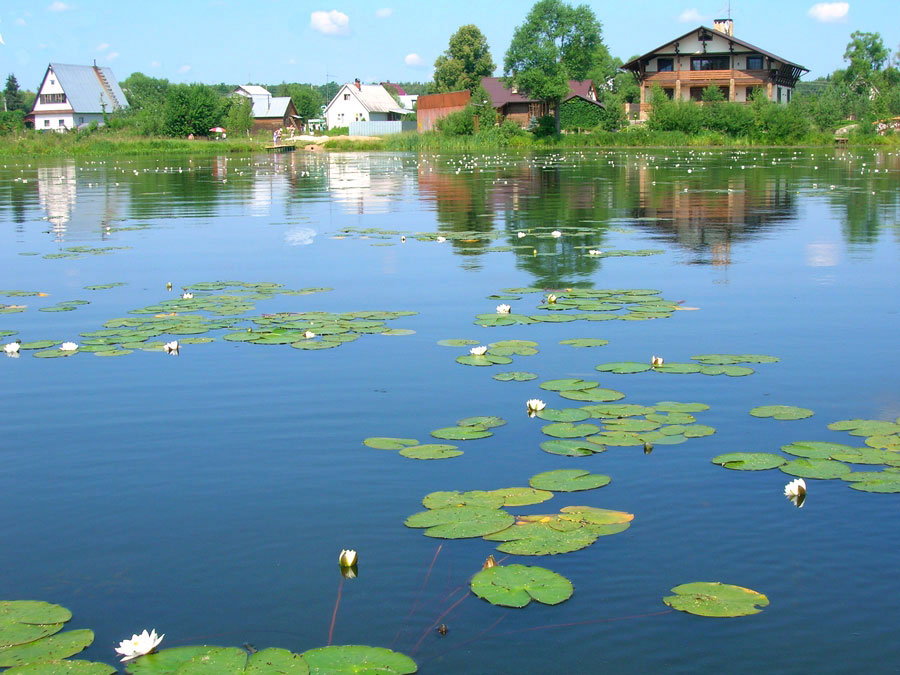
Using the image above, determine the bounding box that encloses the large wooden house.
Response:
[621,19,807,120]
[480,77,600,128]
[29,62,128,131]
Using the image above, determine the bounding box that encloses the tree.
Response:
[433,24,495,93]
[163,83,225,137]
[4,74,26,112]
[224,95,253,136]
[503,0,603,134]
[843,31,889,92]
[276,84,324,122]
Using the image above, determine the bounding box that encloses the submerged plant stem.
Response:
[327,576,345,646]
[411,590,471,655]
[392,543,443,648]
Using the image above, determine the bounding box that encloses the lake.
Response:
[1,147,899,673]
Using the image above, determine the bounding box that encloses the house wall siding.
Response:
[325,86,373,129]
[33,70,72,114]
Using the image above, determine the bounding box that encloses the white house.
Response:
[324,80,411,130]
[30,63,128,132]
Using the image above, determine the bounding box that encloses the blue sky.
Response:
[1,1,897,91]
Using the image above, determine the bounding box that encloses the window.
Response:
[690,87,705,101]
[59,119,65,127]
[691,55,729,71]
[44,119,50,127]
[786,89,791,103]
[657,58,674,72]
[747,55,763,70]
[663,88,674,100]
[40,93,67,105]
[78,117,84,124]
[50,79,55,85]
[343,93,350,100]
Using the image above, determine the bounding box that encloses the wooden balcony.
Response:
[644,69,770,87]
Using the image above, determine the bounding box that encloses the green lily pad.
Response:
[654,401,710,413]
[663,582,769,617]
[645,412,695,425]
[6,661,116,674]
[653,363,702,374]
[529,469,610,492]
[691,353,779,364]
[828,419,900,436]
[603,419,660,433]
[490,487,554,507]
[430,426,492,441]
[437,339,479,347]
[456,354,513,366]
[0,602,71,627]
[399,444,463,460]
[830,447,900,465]
[422,491,505,509]
[404,506,514,539]
[470,564,573,608]
[18,341,60,350]
[381,328,415,336]
[780,458,851,479]
[750,405,814,420]
[32,350,75,358]
[683,425,716,438]
[536,408,591,423]
[700,365,755,376]
[559,338,609,348]
[84,283,127,291]
[457,416,506,429]
[595,362,652,374]
[582,404,656,418]
[847,475,900,493]
[290,341,340,350]
[245,648,309,674]
[0,630,94,668]
[588,431,644,447]
[781,441,860,459]
[126,646,247,674]
[541,422,600,438]
[484,507,632,555]
[558,388,625,403]
[539,379,599,392]
[540,439,606,456]
[363,437,418,450]
[492,371,538,382]
[711,453,786,470]
[300,646,416,675]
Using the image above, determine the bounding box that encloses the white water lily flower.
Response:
[496,304,511,314]
[163,341,179,354]
[436,236,446,243]
[517,232,526,238]
[181,292,193,300]
[469,345,488,356]
[304,330,316,339]
[651,355,664,366]
[3,341,19,354]
[115,629,164,662]
[526,399,546,418]
[339,549,357,567]
[546,294,557,304]
[551,230,562,238]
[588,249,603,256]
[785,478,807,508]
[60,342,78,351]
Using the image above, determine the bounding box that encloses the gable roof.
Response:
[326,83,402,114]
[236,85,272,97]
[252,96,294,119]
[622,26,807,72]
[45,63,128,113]
[481,77,596,106]
[381,82,407,96]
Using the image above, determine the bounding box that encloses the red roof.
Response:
[380,82,407,96]
[481,77,595,106]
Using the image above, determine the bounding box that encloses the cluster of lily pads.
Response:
[41,246,130,260]
[713,417,900,493]
[0,600,418,674]
[364,416,507,460]
[596,353,780,378]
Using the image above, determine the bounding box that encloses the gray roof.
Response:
[326,84,399,114]
[237,85,272,97]
[251,96,293,119]
[49,63,128,113]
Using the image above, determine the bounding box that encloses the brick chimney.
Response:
[713,18,734,36]
[354,78,361,90]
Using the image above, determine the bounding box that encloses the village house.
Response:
[324,80,412,129]
[29,62,128,132]
[621,19,807,121]
[232,85,300,132]
[480,77,601,128]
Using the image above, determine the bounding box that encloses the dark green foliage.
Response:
[433,25,495,94]
[163,83,226,137]
[0,110,25,135]
[560,97,604,131]
[224,95,253,136]
[532,114,557,137]
[4,74,27,112]
[436,106,476,135]
[276,84,324,121]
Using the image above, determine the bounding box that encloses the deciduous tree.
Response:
[433,24,495,93]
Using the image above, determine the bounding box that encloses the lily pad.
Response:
[404,506,513,539]
[847,475,900,493]
[558,388,625,403]
[539,379,598,392]
[456,354,513,366]
[490,487,554,507]
[536,408,591,423]
[399,444,463,460]
[18,341,60,350]
[0,630,94,668]
[7,662,116,674]
[529,469,610,492]
[430,426,492,441]
[700,365,755,377]
[683,425,716,438]
[457,416,506,429]
[663,582,769,617]
[750,405,814,420]
[653,363,703,374]
[126,646,247,674]
[830,447,900,465]
[485,506,632,555]
[828,419,900,437]
[437,339,480,347]
[654,402,710,413]
[691,354,779,364]
[595,362,652,374]
[540,439,606,456]
[0,602,71,627]
[541,422,600,438]
[559,338,609,348]
[470,564,573,608]
[363,437,418,450]
[492,371,538,382]
[711,453,786,470]
[781,441,859,459]
[603,419,660,433]
[582,404,656,418]
[300,646,416,675]
[245,648,309,674]
[780,458,851,479]
[422,491,505,509]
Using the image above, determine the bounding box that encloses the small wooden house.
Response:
[233,85,300,131]
[480,77,599,128]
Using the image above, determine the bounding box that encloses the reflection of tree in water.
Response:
[825,149,900,247]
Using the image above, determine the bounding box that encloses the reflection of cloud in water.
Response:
[805,243,838,267]
[285,227,317,246]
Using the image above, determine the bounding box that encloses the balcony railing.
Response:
[644,69,770,86]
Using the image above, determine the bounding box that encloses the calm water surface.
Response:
[2,147,900,673]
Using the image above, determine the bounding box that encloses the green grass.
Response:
[0,131,261,157]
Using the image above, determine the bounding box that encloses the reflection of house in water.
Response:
[627,162,798,265]
[326,155,407,215]
[37,161,131,240]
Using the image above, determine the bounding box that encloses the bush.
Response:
[532,114,556,138]
[0,110,25,135]
[436,106,476,136]
[560,97,604,131]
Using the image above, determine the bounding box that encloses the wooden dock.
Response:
[265,144,296,153]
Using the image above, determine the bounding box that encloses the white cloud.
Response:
[48,2,72,12]
[150,60,160,68]
[375,8,393,18]
[807,2,849,22]
[285,227,317,246]
[0,32,4,46]
[405,53,425,67]
[677,8,705,22]
[288,57,297,64]
[96,42,109,51]
[107,51,119,61]
[178,64,191,73]
[15,18,27,26]
[310,10,349,36]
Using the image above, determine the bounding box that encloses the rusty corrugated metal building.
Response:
[416,90,471,132]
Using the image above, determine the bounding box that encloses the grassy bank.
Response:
[0,131,262,157]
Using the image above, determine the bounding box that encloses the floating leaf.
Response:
[490,487,554,507]
[750,405,814,421]
[539,379,598,392]
[536,408,591,423]
[300,646,416,675]
[540,439,606,456]
[558,388,624,403]
[828,419,900,436]
[830,447,900,465]
[559,338,609,348]
[363,437,418,450]
[781,441,859,459]
[0,602,71,627]
[422,491,505,509]
[6,661,116,674]
[485,506,632,555]
[646,412,695,425]
[603,419,659,433]
[126,646,247,674]
[457,416,506,429]
[691,354,779,364]
[541,422,600,438]
[430,426,492,441]
[588,431,643,447]
[654,402,710,413]
[456,354,512,366]
[399,444,463,460]
[683,425,716,438]
[780,458,851,479]
[0,630,94,668]
[847,473,900,493]
[529,469,610,492]
[245,648,310,674]
[437,339,479,347]
[700,365,755,377]
[711,453,786,470]
[18,341,60,350]
[653,363,702,374]
[492,371,538,382]
[663,582,769,617]
[582,404,655,418]
[470,564,573,608]
[404,506,513,539]
[595,362,651,374]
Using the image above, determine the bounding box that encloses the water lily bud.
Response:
[166,282,173,290]
[482,554,497,570]
[546,294,557,304]
[339,549,358,567]
[643,442,653,454]
[651,355,664,367]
